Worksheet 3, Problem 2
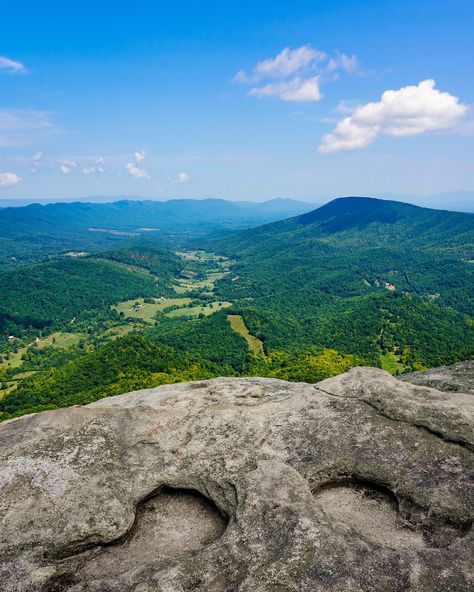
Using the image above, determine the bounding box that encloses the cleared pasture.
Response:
[112,297,192,322]
[227,314,264,356]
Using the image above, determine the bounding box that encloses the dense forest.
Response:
[0,197,472,421]
[0,198,313,265]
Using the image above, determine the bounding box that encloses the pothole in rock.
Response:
[72,488,228,579]
[314,480,426,551]
[127,488,227,557]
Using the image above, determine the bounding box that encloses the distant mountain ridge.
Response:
[220,196,474,256]
[0,197,317,265]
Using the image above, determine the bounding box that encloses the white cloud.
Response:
[0,172,21,189]
[126,162,150,179]
[235,45,325,84]
[249,76,321,102]
[174,172,191,184]
[59,160,77,175]
[254,45,325,80]
[326,52,359,75]
[134,149,146,162]
[82,158,105,175]
[235,45,361,103]
[0,56,26,73]
[319,79,468,153]
[31,151,43,172]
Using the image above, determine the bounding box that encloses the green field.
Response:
[0,332,84,371]
[172,272,226,294]
[379,352,406,375]
[227,314,264,356]
[112,297,192,322]
[166,301,232,318]
[37,332,85,349]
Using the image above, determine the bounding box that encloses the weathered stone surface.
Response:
[0,366,473,591]
[400,360,474,394]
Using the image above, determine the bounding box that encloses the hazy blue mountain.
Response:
[0,197,316,265]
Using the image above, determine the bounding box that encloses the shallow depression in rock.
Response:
[79,488,228,577]
[314,480,426,551]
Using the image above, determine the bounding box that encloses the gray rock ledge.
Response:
[1,364,473,591]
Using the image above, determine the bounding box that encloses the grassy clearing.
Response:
[0,332,84,371]
[166,301,232,318]
[36,332,85,349]
[0,346,29,370]
[172,272,226,294]
[176,251,227,262]
[379,352,405,375]
[227,314,264,356]
[112,297,192,322]
[99,323,139,340]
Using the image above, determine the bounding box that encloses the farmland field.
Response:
[112,297,192,322]
[166,301,232,318]
[227,314,264,356]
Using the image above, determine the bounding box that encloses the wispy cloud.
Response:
[82,157,105,175]
[0,56,26,74]
[235,45,363,102]
[0,172,21,189]
[31,151,43,173]
[249,77,321,102]
[0,109,55,147]
[319,79,468,153]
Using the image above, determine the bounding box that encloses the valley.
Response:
[0,197,473,421]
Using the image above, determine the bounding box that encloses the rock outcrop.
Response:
[0,363,473,591]
[399,360,474,394]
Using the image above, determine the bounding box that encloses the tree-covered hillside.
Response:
[211,197,474,368]
[1,197,472,421]
[0,246,179,341]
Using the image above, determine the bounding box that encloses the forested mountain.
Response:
[0,196,472,421]
[0,246,179,340]
[0,198,315,265]
[211,197,474,367]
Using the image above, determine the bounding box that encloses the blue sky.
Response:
[0,0,473,202]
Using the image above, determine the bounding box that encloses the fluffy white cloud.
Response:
[82,158,105,175]
[319,80,468,153]
[134,149,146,162]
[126,162,150,179]
[0,56,26,73]
[249,76,321,102]
[59,160,77,175]
[174,172,191,184]
[0,172,21,189]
